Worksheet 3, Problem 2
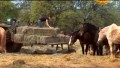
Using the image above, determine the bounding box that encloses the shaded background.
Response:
[0,0,120,32]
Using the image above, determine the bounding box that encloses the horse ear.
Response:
[99,27,101,30]
[70,32,73,35]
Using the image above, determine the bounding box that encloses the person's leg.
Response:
[38,20,43,27]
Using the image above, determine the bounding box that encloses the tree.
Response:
[74,0,120,27]
[58,10,84,32]
[30,1,53,22]
[16,1,31,25]
[0,1,19,23]
[12,0,120,31]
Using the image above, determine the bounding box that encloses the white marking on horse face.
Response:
[98,32,102,42]
[69,36,72,45]
[98,26,109,42]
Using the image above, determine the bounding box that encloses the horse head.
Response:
[97,26,109,45]
[68,30,80,46]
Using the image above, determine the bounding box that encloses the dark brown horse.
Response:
[69,23,99,55]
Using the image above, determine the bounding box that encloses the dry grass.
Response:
[0,40,119,68]
[0,53,120,68]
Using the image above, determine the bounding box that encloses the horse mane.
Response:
[71,29,80,36]
[82,23,99,31]
[71,23,99,36]
[100,26,109,33]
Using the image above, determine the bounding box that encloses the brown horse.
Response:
[69,23,99,55]
[1,24,23,53]
[0,27,6,53]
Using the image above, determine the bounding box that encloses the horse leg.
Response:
[114,44,119,57]
[81,43,84,55]
[100,45,103,55]
[97,45,103,56]
[105,45,110,55]
[1,31,7,53]
[109,42,115,58]
[85,44,89,55]
[91,44,97,55]
[93,46,96,55]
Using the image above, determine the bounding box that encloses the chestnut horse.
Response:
[69,23,99,55]
[1,24,23,53]
[0,27,6,53]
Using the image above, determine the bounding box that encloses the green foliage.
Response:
[1,1,120,31]
[30,1,53,21]
[17,1,31,25]
[0,1,18,22]
[58,10,84,31]
[29,1,120,30]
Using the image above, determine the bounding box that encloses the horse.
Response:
[98,23,120,58]
[69,23,99,55]
[97,26,110,55]
[0,27,6,53]
[106,23,120,58]
[1,23,23,53]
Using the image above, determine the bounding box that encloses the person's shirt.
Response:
[40,16,49,22]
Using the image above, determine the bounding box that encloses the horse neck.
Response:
[76,34,80,39]
[71,30,80,40]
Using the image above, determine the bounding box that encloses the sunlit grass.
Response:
[0,40,119,67]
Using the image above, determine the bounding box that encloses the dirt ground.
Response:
[0,41,120,68]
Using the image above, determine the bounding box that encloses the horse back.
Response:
[79,23,99,44]
[107,24,120,44]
